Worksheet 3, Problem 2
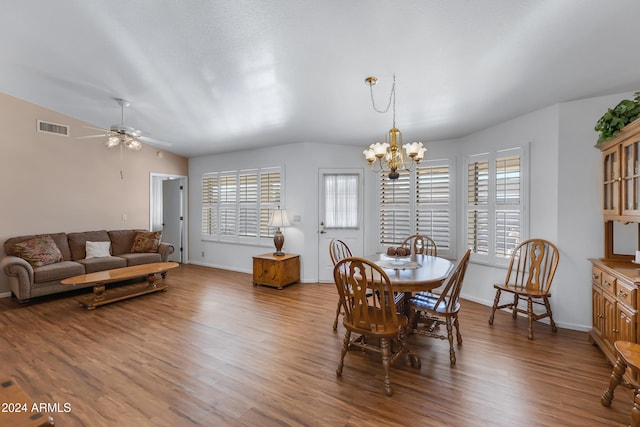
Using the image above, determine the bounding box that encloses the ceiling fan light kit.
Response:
[104,98,143,151]
[78,97,172,151]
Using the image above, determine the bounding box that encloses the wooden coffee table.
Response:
[61,262,179,310]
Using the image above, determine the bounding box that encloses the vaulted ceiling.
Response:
[2,1,639,157]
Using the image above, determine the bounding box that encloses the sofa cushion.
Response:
[85,241,111,259]
[68,230,110,260]
[108,229,142,256]
[118,253,162,266]
[77,256,127,273]
[33,261,85,283]
[5,233,71,261]
[130,231,162,253]
[12,235,63,267]
[47,233,72,261]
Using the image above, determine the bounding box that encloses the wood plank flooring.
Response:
[0,264,632,426]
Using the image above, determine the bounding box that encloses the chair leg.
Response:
[543,296,558,332]
[380,337,393,396]
[512,294,520,319]
[445,318,456,366]
[333,300,342,331]
[336,330,351,377]
[602,356,627,406]
[453,314,463,346]
[488,289,501,325]
[527,297,535,340]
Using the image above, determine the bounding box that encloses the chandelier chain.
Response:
[369,75,396,116]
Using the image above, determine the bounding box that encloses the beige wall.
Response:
[0,92,188,295]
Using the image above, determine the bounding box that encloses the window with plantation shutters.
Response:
[259,168,281,238]
[380,172,411,245]
[378,159,454,257]
[202,174,218,236]
[201,166,282,244]
[238,171,258,237]
[416,162,451,252]
[495,155,521,258]
[219,173,237,236]
[467,156,489,255]
[465,147,527,265]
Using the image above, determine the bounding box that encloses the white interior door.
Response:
[162,179,184,263]
[317,168,364,282]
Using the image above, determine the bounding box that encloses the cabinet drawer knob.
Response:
[604,280,611,287]
[618,290,628,298]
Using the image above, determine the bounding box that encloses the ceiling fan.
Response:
[79,98,172,150]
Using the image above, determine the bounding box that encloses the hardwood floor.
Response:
[0,264,632,426]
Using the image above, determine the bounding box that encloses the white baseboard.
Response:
[0,291,12,299]
[461,294,591,332]
[188,260,252,275]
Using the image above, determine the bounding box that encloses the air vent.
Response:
[37,120,69,136]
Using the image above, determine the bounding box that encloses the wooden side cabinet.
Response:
[589,259,639,383]
[252,253,300,290]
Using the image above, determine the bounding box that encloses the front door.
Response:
[317,168,364,282]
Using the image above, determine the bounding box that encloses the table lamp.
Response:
[269,207,291,256]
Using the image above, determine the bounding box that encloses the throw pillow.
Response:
[85,241,111,259]
[13,235,63,267]
[130,231,162,253]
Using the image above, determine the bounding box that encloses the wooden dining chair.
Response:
[401,234,437,256]
[333,256,420,396]
[407,249,471,366]
[329,239,353,331]
[488,238,560,340]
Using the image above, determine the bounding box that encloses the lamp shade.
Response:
[269,208,291,228]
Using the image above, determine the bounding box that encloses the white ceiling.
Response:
[2,0,640,158]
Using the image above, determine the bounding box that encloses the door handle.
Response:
[320,230,326,234]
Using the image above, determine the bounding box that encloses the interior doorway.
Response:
[150,173,188,263]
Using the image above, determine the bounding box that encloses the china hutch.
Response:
[590,118,640,381]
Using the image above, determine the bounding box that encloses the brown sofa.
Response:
[1,229,174,303]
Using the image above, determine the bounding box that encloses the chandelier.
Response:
[362,75,426,179]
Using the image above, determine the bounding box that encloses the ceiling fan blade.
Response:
[76,134,109,139]
[138,135,173,147]
[82,125,109,132]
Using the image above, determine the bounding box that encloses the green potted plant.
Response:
[594,91,640,144]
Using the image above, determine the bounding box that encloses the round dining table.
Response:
[365,253,453,293]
